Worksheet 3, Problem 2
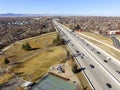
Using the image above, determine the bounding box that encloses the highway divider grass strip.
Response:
[78,34,120,61]
[80,32,113,46]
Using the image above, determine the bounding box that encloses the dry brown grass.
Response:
[0,32,57,65]
[13,46,66,81]
[81,32,113,46]
[0,73,13,85]
[0,32,67,84]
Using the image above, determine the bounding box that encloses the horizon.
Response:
[1,13,120,17]
[0,0,120,16]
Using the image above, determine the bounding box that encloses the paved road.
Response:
[110,36,120,49]
[53,20,120,90]
[0,77,25,90]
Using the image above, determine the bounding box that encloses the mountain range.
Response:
[0,13,58,17]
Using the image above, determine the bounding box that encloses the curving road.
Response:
[110,36,120,49]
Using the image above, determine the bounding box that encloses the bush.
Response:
[4,58,10,64]
[22,42,31,51]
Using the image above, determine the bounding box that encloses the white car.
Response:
[106,57,111,60]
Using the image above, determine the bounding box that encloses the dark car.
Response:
[82,53,85,56]
[76,50,79,53]
[104,60,108,63]
[106,83,112,88]
[81,56,84,59]
[90,64,94,68]
[86,44,89,46]
[97,51,100,54]
[116,70,120,74]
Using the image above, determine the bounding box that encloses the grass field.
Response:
[81,32,113,46]
[78,33,120,61]
[0,32,57,65]
[13,46,66,81]
[0,32,67,84]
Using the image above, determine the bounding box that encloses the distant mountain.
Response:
[0,13,59,17]
[0,13,26,17]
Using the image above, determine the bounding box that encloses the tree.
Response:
[4,58,10,64]
[66,51,70,60]
[57,34,60,41]
[75,24,80,30]
[53,34,65,45]
[22,42,31,51]
[72,64,78,73]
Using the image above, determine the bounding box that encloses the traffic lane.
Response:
[76,37,120,80]
[68,36,119,90]
[54,22,120,89]
[78,37,120,77]
[74,31,120,67]
[62,27,117,88]
[59,23,120,86]
[71,32,120,80]
[72,38,120,90]
[68,42,103,90]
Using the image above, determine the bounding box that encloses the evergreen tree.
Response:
[72,64,78,73]
[4,58,10,64]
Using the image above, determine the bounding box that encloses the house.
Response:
[106,30,120,35]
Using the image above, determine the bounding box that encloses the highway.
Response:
[53,20,120,90]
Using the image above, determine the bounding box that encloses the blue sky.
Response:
[0,0,120,16]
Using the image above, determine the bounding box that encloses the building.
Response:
[106,30,120,35]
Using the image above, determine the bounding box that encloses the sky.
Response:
[0,0,120,16]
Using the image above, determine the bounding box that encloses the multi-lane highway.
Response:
[53,20,120,90]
